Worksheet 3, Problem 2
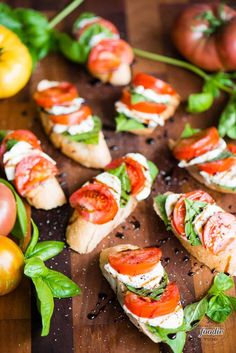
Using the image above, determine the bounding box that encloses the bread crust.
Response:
[153,197,236,276]
[100,244,161,343]
[66,197,138,254]
[40,111,111,169]
[26,176,66,210]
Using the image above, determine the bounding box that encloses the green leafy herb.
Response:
[183,297,208,331]
[208,272,234,295]
[180,123,200,138]
[25,241,64,261]
[130,92,149,104]
[43,269,81,298]
[126,274,168,300]
[154,194,169,226]
[207,150,234,162]
[108,163,131,207]
[184,199,207,246]
[187,92,214,113]
[57,32,88,63]
[24,257,49,277]
[115,113,146,132]
[6,139,18,151]
[147,160,158,183]
[0,130,7,143]
[218,94,236,139]
[24,219,39,258]
[207,294,232,322]
[63,116,101,144]
[73,12,96,31]
[147,325,186,353]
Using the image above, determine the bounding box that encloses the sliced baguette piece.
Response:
[153,196,236,276]
[100,244,162,343]
[25,176,66,210]
[40,111,112,169]
[127,94,180,136]
[66,197,138,254]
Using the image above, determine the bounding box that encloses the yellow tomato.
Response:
[0,236,25,296]
[0,25,32,99]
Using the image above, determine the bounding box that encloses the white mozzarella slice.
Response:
[37,80,59,92]
[46,97,84,116]
[124,304,184,329]
[76,16,101,29]
[126,153,152,201]
[104,260,164,289]
[200,167,236,189]
[53,116,94,135]
[178,139,226,168]
[193,204,223,243]
[115,101,164,128]
[165,193,182,220]
[95,172,121,205]
[133,85,172,104]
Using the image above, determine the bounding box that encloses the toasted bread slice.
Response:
[26,176,66,210]
[66,197,137,254]
[100,244,162,343]
[153,197,236,275]
[39,111,111,169]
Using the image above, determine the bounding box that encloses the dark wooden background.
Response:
[0,0,236,353]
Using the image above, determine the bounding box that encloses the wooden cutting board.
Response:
[0,0,235,352]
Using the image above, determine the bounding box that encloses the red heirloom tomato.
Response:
[172,3,236,71]
[49,105,92,126]
[0,236,24,296]
[124,283,180,318]
[0,183,16,236]
[227,144,236,154]
[198,157,236,175]
[74,17,119,39]
[109,247,162,276]
[69,183,118,224]
[133,73,176,95]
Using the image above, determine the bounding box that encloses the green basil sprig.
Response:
[184,199,207,246]
[108,163,131,208]
[126,273,168,300]
[180,123,200,138]
[115,113,146,132]
[218,94,236,139]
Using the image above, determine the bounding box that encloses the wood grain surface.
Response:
[0,0,236,353]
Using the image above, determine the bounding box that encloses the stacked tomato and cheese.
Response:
[115,73,179,132]
[73,12,134,85]
[155,190,236,255]
[34,80,101,141]
[103,247,184,331]
[173,127,236,191]
[0,130,58,197]
[69,153,157,224]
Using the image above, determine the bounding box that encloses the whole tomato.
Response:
[0,183,17,236]
[0,237,24,296]
[172,3,236,71]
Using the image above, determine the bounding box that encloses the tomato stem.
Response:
[48,0,84,29]
[133,48,234,95]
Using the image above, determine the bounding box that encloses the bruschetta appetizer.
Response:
[100,244,184,346]
[0,130,66,210]
[34,80,111,169]
[73,12,134,85]
[154,189,236,275]
[66,153,158,253]
[170,124,236,193]
[115,73,180,135]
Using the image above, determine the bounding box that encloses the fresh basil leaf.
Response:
[108,163,131,207]
[6,139,18,151]
[116,113,146,132]
[206,293,232,323]
[0,178,27,242]
[0,3,22,32]
[207,150,234,162]
[147,160,158,183]
[24,219,39,258]
[183,297,208,331]
[208,272,234,295]
[130,92,148,104]
[63,116,101,144]
[73,12,96,31]
[24,257,49,278]
[227,296,236,310]
[26,241,64,261]
[154,194,169,226]
[218,95,236,139]
[180,123,200,138]
[126,273,168,300]
[32,277,54,336]
[57,32,89,64]
[184,199,207,246]
[147,325,186,353]
[43,269,81,298]
[187,92,214,113]
[0,130,7,143]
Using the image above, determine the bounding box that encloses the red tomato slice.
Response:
[106,156,146,195]
[173,127,220,161]
[49,105,92,125]
[203,212,236,254]
[198,157,236,175]
[15,155,58,196]
[227,144,236,154]
[88,38,134,75]
[133,73,176,95]
[75,18,119,38]
[109,247,162,276]
[121,89,167,115]
[34,82,78,109]
[0,130,41,161]
[124,283,180,318]
[69,182,118,224]
[172,190,215,236]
